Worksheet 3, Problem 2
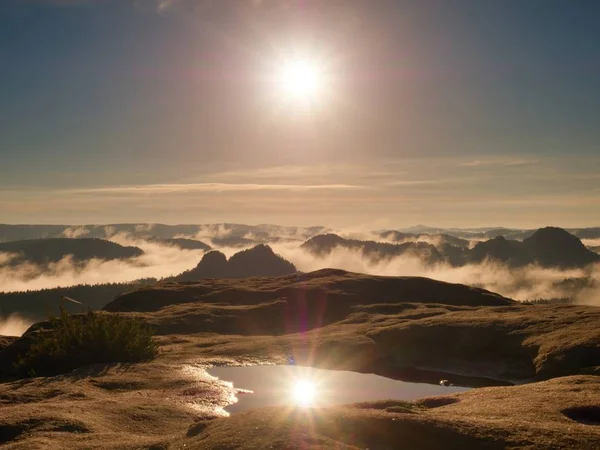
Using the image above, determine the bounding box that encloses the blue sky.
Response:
[1,0,599,227]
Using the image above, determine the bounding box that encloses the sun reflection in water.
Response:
[292,379,316,407]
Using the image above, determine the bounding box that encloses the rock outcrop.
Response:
[175,245,297,281]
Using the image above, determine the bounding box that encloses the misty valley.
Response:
[1,223,599,331]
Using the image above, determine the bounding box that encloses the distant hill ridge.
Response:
[2,223,600,244]
[0,223,328,243]
[148,238,212,252]
[470,227,599,268]
[301,234,444,265]
[303,227,600,269]
[0,238,143,267]
[0,226,597,271]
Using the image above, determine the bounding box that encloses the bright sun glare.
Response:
[276,57,325,103]
[292,379,316,407]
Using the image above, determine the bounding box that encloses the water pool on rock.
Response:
[208,365,470,413]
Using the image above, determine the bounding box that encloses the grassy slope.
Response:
[105,269,599,382]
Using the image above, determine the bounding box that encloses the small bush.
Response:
[13,308,158,377]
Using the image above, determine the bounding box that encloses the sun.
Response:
[275,57,326,103]
[291,379,316,407]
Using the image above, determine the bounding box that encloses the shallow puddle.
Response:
[207,365,470,413]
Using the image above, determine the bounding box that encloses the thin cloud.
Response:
[385,180,444,187]
[458,159,537,168]
[68,182,366,195]
[384,176,483,187]
[18,0,111,5]
[212,165,338,180]
[156,0,179,12]
[209,162,405,182]
[151,0,297,14]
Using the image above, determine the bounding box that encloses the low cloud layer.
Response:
[273,244,600,305]
[0,314,33,337]
[582,238,600,248]
[0,234,205,292]
[1,232,598,307]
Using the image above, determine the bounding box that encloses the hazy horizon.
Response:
[1,220,600,231]
[0,221,600,231]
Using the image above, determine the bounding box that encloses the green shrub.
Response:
[13,308,158,377]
